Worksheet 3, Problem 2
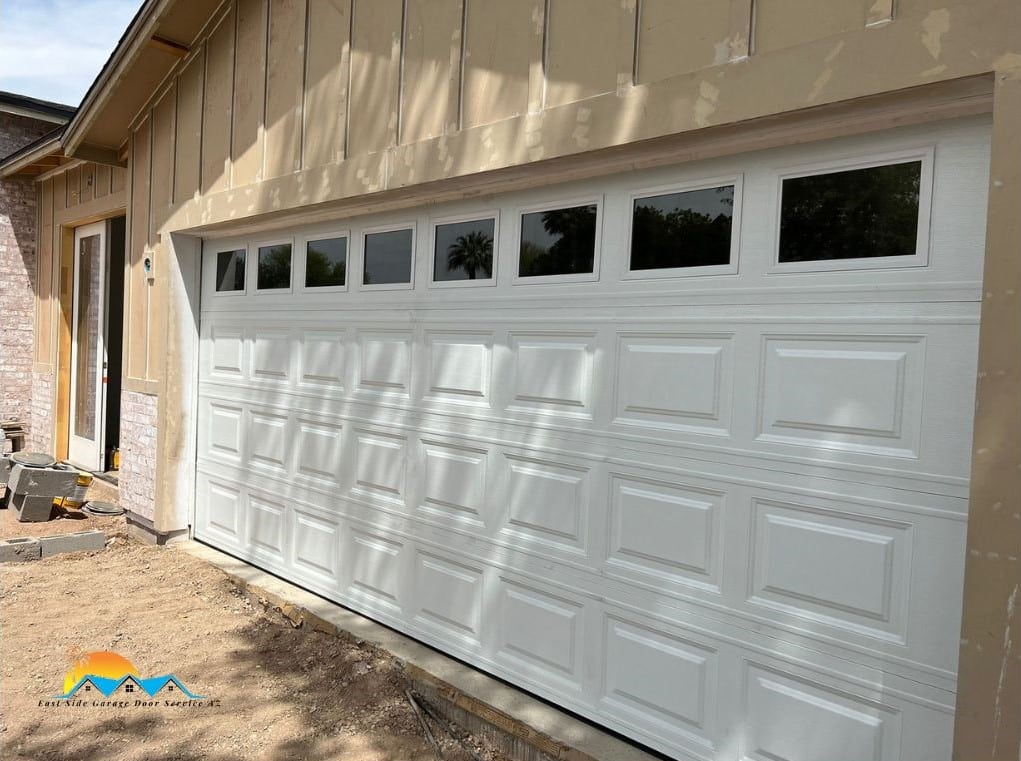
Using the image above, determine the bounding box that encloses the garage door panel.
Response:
[496,453,592,557]
[423,331,494,406]
[292,507,341,582]
[297,329,349,391]
[757,334,924,458]
[613,332,735,437]
[195,121,990,761]
[605,473,724,595]
[248,493,288,564]
[294,418,344,486]
[412,549,485,648]
[356,330,413,397]
[602,615,718,743]
[247,409,292,475]
[742,661,902,761]
[206,324,245,379]
[251,328,293,383]
[353,429,408,504]
[344,528,407,616]
[419,439,490,528]
[495,576,587,686]
[197,474,246,549]
[507,332,598,419]
[197,322,974,490]
[747,497,911,641]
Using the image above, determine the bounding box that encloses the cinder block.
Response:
[0,537,41,562]
[7,464,77,498]
[11,493,55,522]
[39,531,107,558]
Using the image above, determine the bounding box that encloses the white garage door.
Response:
[195,117,989,761]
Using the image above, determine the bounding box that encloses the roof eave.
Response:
[0,132,65,179]
[61,0,170,155]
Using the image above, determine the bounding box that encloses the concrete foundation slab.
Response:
[38,531,107,558]
[0,537,41,562]
[11,492,55,522]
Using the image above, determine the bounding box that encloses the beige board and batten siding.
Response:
[121,0,1019,389]
[34,163,127,372]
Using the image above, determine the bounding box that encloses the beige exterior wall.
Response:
[113,0,1018,388]
[27,0,1021,754]
[33,163,127,455]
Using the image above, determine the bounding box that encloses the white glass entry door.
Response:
[68,221,107,471]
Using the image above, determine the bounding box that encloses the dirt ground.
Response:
[0,538,510,761]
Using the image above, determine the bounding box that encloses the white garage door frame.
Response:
[187,116,991,761]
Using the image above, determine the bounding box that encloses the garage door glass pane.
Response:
[519,204,597,277]
[364,229,413,285]
[434,218,495,281]
[779,161,921,263]
[305,237,347,287]
[215,249,245,292]
[258,243,292,290]
[630,185,734,271]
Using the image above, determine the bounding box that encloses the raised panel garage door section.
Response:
[195,117,990,761]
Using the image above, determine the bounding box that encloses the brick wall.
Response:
[119,389,157,520]
[0,112,57,445]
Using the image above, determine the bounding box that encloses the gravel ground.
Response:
[0,538,509,761]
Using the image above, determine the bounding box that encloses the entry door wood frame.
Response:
[67,220,108,470]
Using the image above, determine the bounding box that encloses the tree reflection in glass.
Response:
[518,204,597,277]
[629,185,733,271]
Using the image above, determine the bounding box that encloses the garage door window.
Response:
[776,153,930,270]
[363,226,415,288]
[304,235,348,290]
[214,249,246,292]
[256,241,292,291]
[433,216,496,284]
[517,202,598,281]
[629,182,737,276]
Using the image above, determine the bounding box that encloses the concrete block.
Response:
[0,537,41,562]
[11,493,56,522]
[7,464,77,498]
[39,531,107,558]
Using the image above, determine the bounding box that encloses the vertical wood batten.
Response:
[729,0,754,59]
[617,0,638,93]
[348,0,403,156]
[202,6,236,195]
[461,0,532,128]
[526,0,547,113]
[127,119,152,381]
[264,0,306,178]
[151,86,177,238]
[401,0,462,144]
[175,49,205,203]
[230,0,268,187]
[304,0,351,168]
[866,0,895,26]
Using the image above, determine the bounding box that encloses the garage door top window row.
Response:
[212,154,928,294]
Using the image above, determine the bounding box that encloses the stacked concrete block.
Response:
[0,453,12,500]
[6,463,76,522]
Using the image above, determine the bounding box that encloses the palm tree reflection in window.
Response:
[434,218,495,282]
[447,230,493,280]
